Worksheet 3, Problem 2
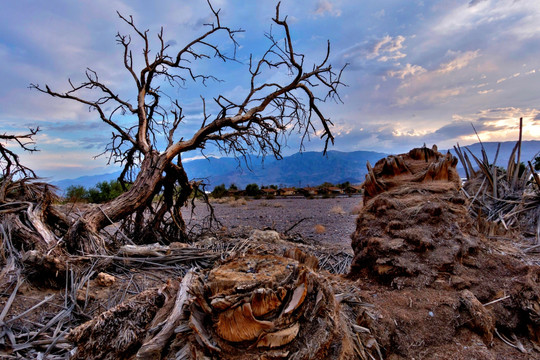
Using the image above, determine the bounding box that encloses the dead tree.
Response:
[0,128,39,180]
[0,128,70,261]
[31,2,345,253]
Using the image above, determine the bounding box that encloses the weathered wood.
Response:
[135,270,195,359]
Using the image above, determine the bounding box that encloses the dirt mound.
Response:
[351,146,540,358]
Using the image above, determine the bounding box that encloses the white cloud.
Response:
[387,63,426,79]
[452,107,540,141]
[496,72,520,84]
[477,89,494,94]
[368,35,406,62]
[468,0,488,7]
[437,50,480,74]
[434,0,540,40]
[314,0,342,17]
[396,87,465,106]
[373,9,385,19]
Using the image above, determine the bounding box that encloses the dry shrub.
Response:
[350,204,363,215]
[213,197,247,206]
[211,196,233,204]
[314,224,326,234]
[329,205,345,215]
[259,201,283,208]
[230,198,247,207]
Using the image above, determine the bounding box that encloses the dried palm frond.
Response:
[456,118,540,244]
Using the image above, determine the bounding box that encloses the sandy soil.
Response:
[182,195,362,251]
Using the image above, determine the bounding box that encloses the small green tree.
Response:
[87,187,103,203]
[211,184,227,198]
[66,185,88,202]
[229,183,238,191]
[86,180,127,203]
[245,183,260,196]
[338,181,350,189]
[319,182,335,189]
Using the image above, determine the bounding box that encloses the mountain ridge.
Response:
[52,140,539,192]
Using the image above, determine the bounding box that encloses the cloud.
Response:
[331,106,540,155]
[390,50,482,106]
[314,0,342,17]
[373,9,385,18]
[468,0,488,7]
[452,107,540,141]
[396,87,465,106]
[369,35,406,62]
[437,50,480,74]
[434,0,540,41]
[496,72,520,84]
[387,63,427,79]
[338,34,408,75]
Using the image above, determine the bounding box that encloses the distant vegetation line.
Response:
[65,180,128,203]
[65,180,362,204]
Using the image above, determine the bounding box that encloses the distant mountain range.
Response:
[53,150,388,191]
[52,140,539,192]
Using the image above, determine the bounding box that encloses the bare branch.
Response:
[0,128,40,177]
[33,1,345,249]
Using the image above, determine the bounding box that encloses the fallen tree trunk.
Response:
[64,153,166,254]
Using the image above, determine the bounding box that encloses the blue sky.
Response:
[1,0,539,180]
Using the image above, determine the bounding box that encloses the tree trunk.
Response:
[65,152,172,253]
[133,161,193,244]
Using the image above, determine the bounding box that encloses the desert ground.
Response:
[2,146,540,359]
[182,195,362,250]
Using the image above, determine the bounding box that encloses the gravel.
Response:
[182,195,362,252]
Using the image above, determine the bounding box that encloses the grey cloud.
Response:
[469,0,488,7]
[433,121,478,138]
[431,120,498,140]
[46,121,108,132]
[79,135,109,148]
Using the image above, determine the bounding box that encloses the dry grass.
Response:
[329,205,346,215]
[259,201,284,208]
[212,197,247,207]
[230,198,247,207]
[210,197,232,204]
[314,224,326,234]
[350,204,363,215]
